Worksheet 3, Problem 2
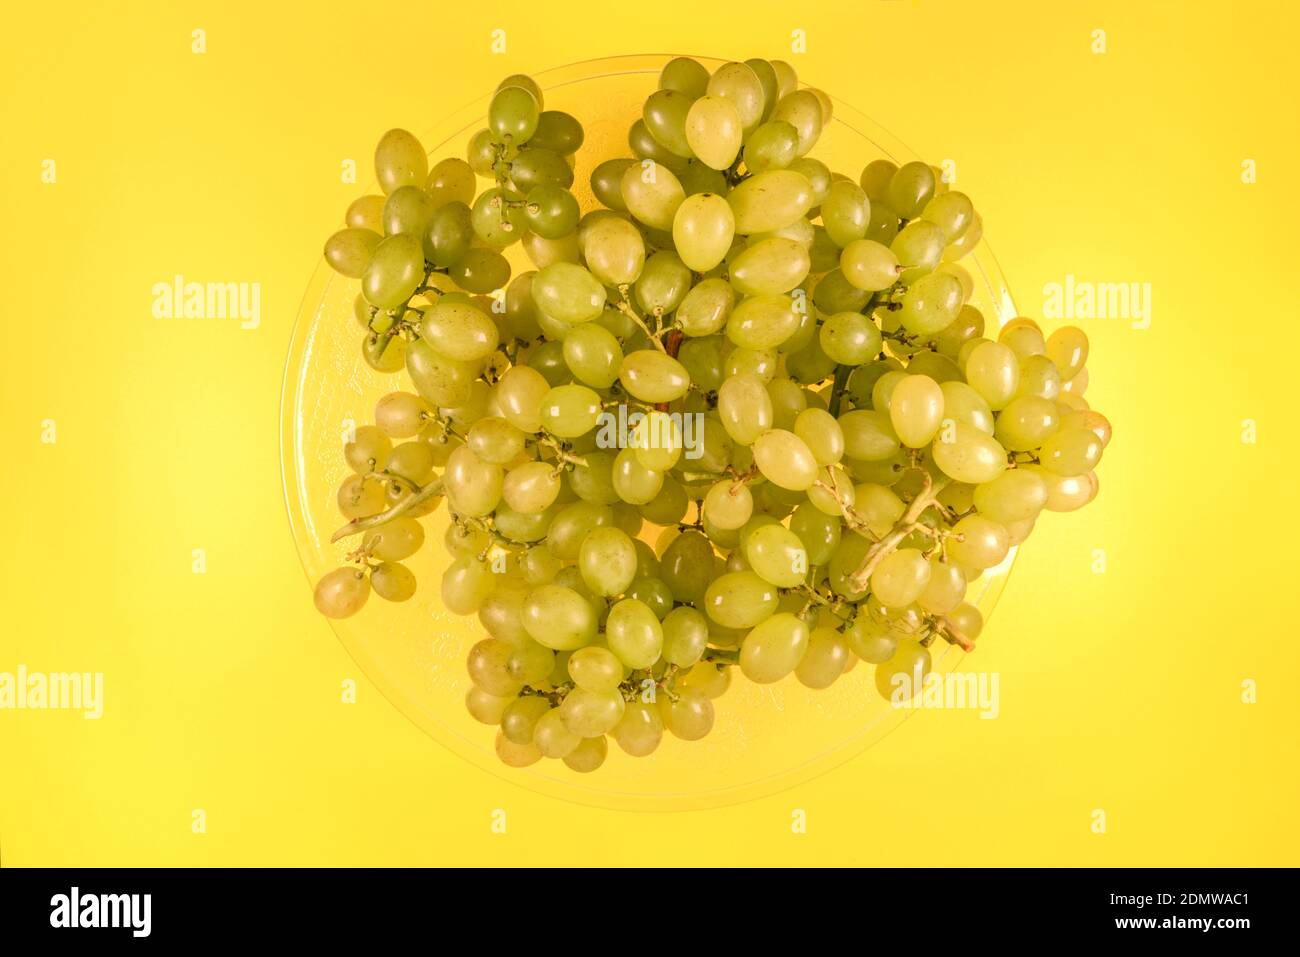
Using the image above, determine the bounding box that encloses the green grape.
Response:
[1014,354,1062,401]
[501,695,551,745]
[796,626,851,689]
[374,128,428,195]
[935,304,985,358]
[560,686,625,737]
[973,468,1048,523]
[441,555,496,614]
[568,451,619,505]
[494,730,542,767]
[425,157,476,209]
[466,128,499,176]
[671,193,735,272]
[361,234,423,309]
[314,566,371,619]
[466,687,514,725]
[947,514,1010,570]
[948,602,984,642]
[580,214,646,285]
[423,200,473,267]
[859,159,897,201]
[564,735,609,773]
[631,410,683,471]
[467,638,523,696]
[419,301,499,362]
[612,447,664,504]
[935,381,992,435]
[771,90,822,156]
[533,708,581,759]
[707,61,765,132]
[744,523,807,587]
[521,584,597,650]
[821,180,870,247]
[819,311,883,365]
[685,95,744,170]
[1046,326,1089,379]
[519,544,563,586]
[384,441,435,484]
[442,443,503,514]
[448,247,511,294]
[567,646,624,693]
[870,370,907,412]
[618,350,691,403]
[729,238,810,296]
[921,190,974,241]
[344,424,392,473]
[889,374,945,448]
[963,340,1020,410]
[792,407,844,466]
[845,615,897,663]
[931,421,1007,485]
[875,639,931,702]
[727,170,814,234]
[660,56,710,97]
[383,185,436,240]
[488,85,540,143]
[789,503,841,565]
[634,250,692,315]
[906,351,962,384]
[373,392,430,439]
[999,320,1047,359]
[501,461,561,513]
[562,322,623,388]
[1039,427,1103,475]
[785,158,829,207]
[495,503,556,543]
[885,161,936,219]
[944,212,983,260]
[703,570,778,628]
[726,294,799,350]
[547,502,613,560]
[643,88,695,158]
[898,272,963,335]
[744,120,800,173]
[679,160,729,196]
[662,606,710,667]
[539,384,602,438]
[496,73,544,108]
[523,184,580,239]
[591,158,635,211]
[1025,465,1098,512]
[916,559,966,615]
[345,194,386,232]
[337,474,386,520]
[740,612,810,683]
[994,395,1059,451]
[812,268,871,314]
[532,262,606,323]
[804,226,839,274]
[406,338,480,409]
[323,227,381,278]
[620,159,686,230]
[890,220,946,284]
[629,119,689,174]
[361,513,425,561]
[510,147,574,192]
[752,429,819,490]
[722,345,778,381]
[496,365,550,432]
[838,410,900,461]
[578,526,638,596]
[613,701,664,757]
[529,110,584,154]
[660,530,718,604]
[864,198,901,245]
[605,598,664,668]
[870,548,931,607]
[658,687,715,740]
[1059,408,1112,449]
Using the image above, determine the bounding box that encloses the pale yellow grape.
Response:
[793,407,844,466]
[466,687,513,724]
[795,627,851,689]
[889,374,945,447]
[1059,408,1112,449]
[944,212,983,260]
[605,598,664,668]
[314,567,371,619]
[1061,368,1089,398]
[547,502,614,561]
[672,193,736,272]
[994,395,1060,451]
[563,323,623,388]
[1025,465,1097,512]
[495,365,550,432]
[344,425,392,473]
[727,170,815,234]
[533,708,581,759]
[521,584,597,650]
[466,638,522,697]
[705,479,754,530]
[744,523,808,587]
[767,377,807,429]
[659,688,715,740]
[703,570,779,628]
[642,88,696,158]
[635,253,695,316]
[578,526,638,596]
[931,421,1007,484]
[678,662,732,699]
[564,736,609,773]
[838,410,900,461]
[806,465,855,516]
[939,381,995,435]
[791,157,832,205]
[501,696,551,745]
[723,345,777,381]
[717,373,774,444]
[374,128,428,194]
[916,560,966,616]
[771,59,798,98]
[662,606,710,667]
[362,234,424,309]
[676,277,735,336]
[885,161,936,219]
[559,687,625,737]
[1014,354,1062,401]
[345,195,385,232]
[870,369,907,413]
[405,339,478,408]
[613,701,664,757]
[373,392,430,439]
[821,180,870,247]
[743,120,800,173]
[323,227,381,278]
[898,272,963,335]
[425,157,476,209]
[532,262,606,323]
[921,190,974,241]
[660,56,710,97]
[618,350,691,403]
[875,640,932,702]
[973,469,1048,523]
[494,731,541,767]
[580,214,645,285]
[384,441,435,484]
[1040,427,1103,475]
[771,91,823,156]
[964,340,1020,410]
[706,61,765,132]
[613,447,664,504]
[539,384,602,438]
[631,410,684,471]
[740,612,810,683]
[337,474,385,520]
[443,445,504,516]
[948,602,984,642]
[844,615,897,663]
[361,512,424,561]
[383,185,436,239]
[728,238,810,295]
[441,556,496,614]
[419,301,498,362]
[685,95,744,169]
[620,160,686,230]
[726,294,800,349]
[947,514,1010,570]
[1046,326,1089,379]
[752,429,819,490]
[870,548,932,607]
[488,84,540,143]
[891,220,946,284]
[501,461,561,514]
[567,646,624,693]
[999,321,1047,359]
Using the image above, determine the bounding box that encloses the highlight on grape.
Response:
[308,57,1111,773]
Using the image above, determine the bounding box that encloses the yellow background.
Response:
[2,0,1297,866]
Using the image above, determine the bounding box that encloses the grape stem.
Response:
[613,285,667,353]
[845,468,945,594]
[932,616,975,652]
[329,480,444,543]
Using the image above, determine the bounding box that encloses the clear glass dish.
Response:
[280,54,1018,810]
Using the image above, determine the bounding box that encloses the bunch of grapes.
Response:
[313,57,1112,774]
